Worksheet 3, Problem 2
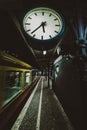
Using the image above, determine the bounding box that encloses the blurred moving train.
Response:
[0,50,39,130]
[0,50,32,109]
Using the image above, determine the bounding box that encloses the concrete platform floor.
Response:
[11,76,74,130]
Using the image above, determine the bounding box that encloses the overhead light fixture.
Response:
[57,48,61,55]
[43,50,47,55]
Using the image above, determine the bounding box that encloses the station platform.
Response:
[11,76,74,130]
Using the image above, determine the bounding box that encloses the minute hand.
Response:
[31,23,42,34]
[31,21,46,34]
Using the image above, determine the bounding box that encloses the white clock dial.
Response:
[23,7,64,40]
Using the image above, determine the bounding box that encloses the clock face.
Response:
[23,7,64,40]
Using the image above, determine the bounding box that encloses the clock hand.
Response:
[31,23,42,34]
[42,21,46,33]
[42,23,45,33]
[31,21,46,34]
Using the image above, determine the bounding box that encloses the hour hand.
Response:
[42,21,46,33]
[42,24,45,33]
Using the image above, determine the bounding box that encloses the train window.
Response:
[24,72,31,87]
[2,71,22,106]
[5,71,21,87]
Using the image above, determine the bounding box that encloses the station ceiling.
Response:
[0,0,86,70]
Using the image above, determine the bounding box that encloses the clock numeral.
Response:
[34,13,37,16]
[49,35,52,38]
[55,24,60,26]
[26,29,31,32]
[25,23,31,25]
[28,17,32,19]
[55,30,58,33]
[54,18,58,21]
[41,36,43,40]
[49,13,52,17]
[42,12,44,16]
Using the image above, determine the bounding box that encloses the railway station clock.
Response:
[22,7,65,50]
